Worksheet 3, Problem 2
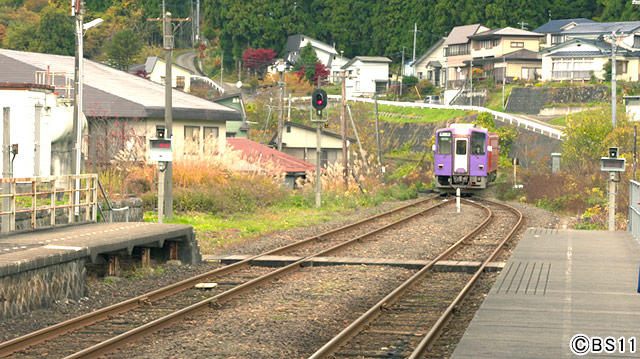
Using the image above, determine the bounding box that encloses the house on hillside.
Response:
[211,93,250,138]
[561,21,640,49]
[341,56,392,97]
[467,27,544,82]
[533,18,597,47]
[0,48,242,170]
[443,24,490,88]
[540,38,640,81]
[227,138,315,189]
[411,38,447,87]
[129,56,194,93]
[269,121,354,167]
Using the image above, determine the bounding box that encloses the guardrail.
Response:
[0,174,98,233]
[347,98,565,140]
[629,180,640,241]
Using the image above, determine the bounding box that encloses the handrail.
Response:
[629,180,640,241]
[96,178,130,223]
[0,174,98,233]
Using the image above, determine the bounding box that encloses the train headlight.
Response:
[478,165,484,170]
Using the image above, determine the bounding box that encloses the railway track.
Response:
[1,195,450,358]
[309,198,523,358]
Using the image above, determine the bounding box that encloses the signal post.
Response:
[601,147,626,231]
[311,89,328,208]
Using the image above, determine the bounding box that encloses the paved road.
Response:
[175,51,202,75]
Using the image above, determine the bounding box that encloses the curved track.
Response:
[1,196,444,358]
[309,198,523,358]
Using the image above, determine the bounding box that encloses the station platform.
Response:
[0,222,200,275]
[452,228,640,358]
[0,222,200,318]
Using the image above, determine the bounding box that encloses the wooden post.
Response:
[2,107,10,234]
[108,255,119,277]
[50,179,56,226]
[169,241,178,260]
[31,181,36,229]
[141,248,151,267]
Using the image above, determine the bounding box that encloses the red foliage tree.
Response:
[294,62,330,86]
[242,48,277,75]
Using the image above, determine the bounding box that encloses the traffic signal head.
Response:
[609,147,619,158]
[311,89,328,112]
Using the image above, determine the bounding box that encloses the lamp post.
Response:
[72,0,102,218]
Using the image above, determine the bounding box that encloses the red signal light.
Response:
[317,100,323,105]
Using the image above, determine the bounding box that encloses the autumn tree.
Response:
[106,29,143,71]
[293,43,330,85]
[242,48,276,77]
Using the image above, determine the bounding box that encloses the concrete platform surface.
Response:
[452,229,640,358]
[0,222,199,276]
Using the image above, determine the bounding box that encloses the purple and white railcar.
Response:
[433,123,498,191]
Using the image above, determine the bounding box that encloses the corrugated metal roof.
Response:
[533,19,596,34]
[227,138,315,174]
[342,56,392,69]
[0,48,240,122]
[444,24,486,45]
[563,21,640,34]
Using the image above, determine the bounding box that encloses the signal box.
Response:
[149,138,172,162]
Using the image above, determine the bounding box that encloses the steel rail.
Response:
[308,199,492,359]
[62,198,452,358]
[0,196,436,357]
[408,199,523,358]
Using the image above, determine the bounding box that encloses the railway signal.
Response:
[311,89,328,116]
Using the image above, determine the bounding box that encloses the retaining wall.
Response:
[0,258,86,318]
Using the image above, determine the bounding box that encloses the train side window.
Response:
[471,132,486,155]
[437,131,452,155]
[456,139,467,155]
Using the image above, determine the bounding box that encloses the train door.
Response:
[454,138,468,173]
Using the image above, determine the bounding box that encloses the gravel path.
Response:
[1,196,561,358]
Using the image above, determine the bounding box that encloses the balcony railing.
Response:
[551,71,591,80]
[0,174,98,233]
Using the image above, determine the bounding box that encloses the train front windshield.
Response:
[437,131,452,155]
[471,132,486,155]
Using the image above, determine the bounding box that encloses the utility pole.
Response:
[163,11,174,219]
[470,58,473,106]
[611,31,617,128]
[399,47,405,99]
[410,23,420,61]
[341,71,348,191]
[276,62,285,151]
[502,56,506,109]
[2,107,9,234]
[374,95,382,169]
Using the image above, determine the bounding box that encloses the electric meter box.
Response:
[600,157,626,172]
[149,138,172,162]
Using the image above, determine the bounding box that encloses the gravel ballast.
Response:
[1,197,560,358]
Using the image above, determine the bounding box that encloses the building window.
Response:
[481,40,492,49]
[160,76,166,85]
[493,39,500,47]
[203,126,218,153]
[176,76,185,89]
[551,35,564,45]
[510,41,524,48]
[375,81,387,94]
[445,43,470,56]
[634,35,640,48]
[184,125,200,143]
[356,81,360,91]
[418,72,423,80]
[286,125,291,133]
[551,58,594,80]
[617,60,628,74]
[427,71,433,80]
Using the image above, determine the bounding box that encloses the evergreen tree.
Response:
[106,29,143,71]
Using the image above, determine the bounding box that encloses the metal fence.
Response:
[0,174,98,233]
[629,180,640,241]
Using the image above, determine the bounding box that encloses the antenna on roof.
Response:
[518,21,529,30]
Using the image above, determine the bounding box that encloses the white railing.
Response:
[346,98,565,140]
[629,180,640,241]
[191,75,225,94]
[0,174,98,233]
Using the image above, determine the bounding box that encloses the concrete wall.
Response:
[506,86,608,114]
[0,258,86,318]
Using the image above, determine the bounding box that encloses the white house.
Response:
[284,34,350,82]
[411,38,447,87]
[532,18,597,48]
[540,38,640,82]
[624,96,640,122]
[341,56,392,97]
[131,56,194,93]
[0,83,75,177]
